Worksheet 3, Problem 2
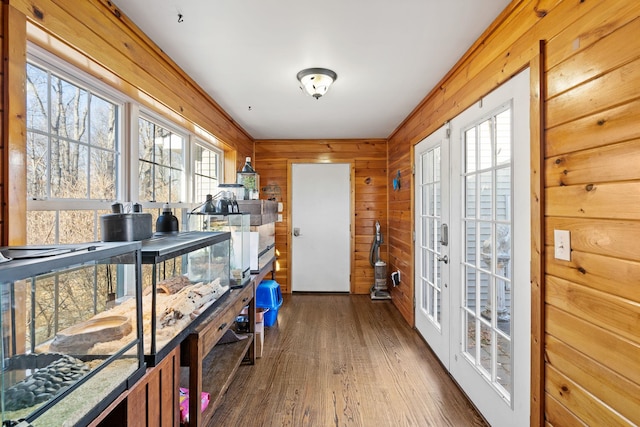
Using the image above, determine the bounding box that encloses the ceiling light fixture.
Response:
[296,68,337,99]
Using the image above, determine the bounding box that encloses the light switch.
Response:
[554,229,571,261]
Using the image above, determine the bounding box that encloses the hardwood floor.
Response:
[208,294,487,427]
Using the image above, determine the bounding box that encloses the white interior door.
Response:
[414,125,450,366]
[291,163,351,292]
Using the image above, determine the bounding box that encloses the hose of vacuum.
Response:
[370,238,379,268]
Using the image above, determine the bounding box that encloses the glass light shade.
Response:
[297,68,337,99]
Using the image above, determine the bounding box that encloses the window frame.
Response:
[26,44,128,208]
[191,137,223,206]
[136,111,189,207]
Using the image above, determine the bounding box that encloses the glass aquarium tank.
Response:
[0,241,144,427]
[187,212,250,288]
[139,231,230,365]
[236,200,278,273]
[236,157,260,200]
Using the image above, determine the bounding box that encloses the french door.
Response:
[414,125,450,365]
[415,69,530,426]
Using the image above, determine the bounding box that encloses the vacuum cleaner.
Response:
[370,221,391,300]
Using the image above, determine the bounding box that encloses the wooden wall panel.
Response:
[545,139,640,186]
[546,57,640,129]
[545,365,632,427]
[544,248,640,304]
[546,99,640,157]
[544,394,586,427]
[387,0,640,425]
[546,304,640,415]
[541,14,640,420]
[254,140,387,295]
[4,4,27,245]
[546,275,639,344]
[545,335,640,425]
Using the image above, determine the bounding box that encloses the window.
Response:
[193,141,220,204]
[26,57,123,244]
[138,117,185,204]
[25,49,223,246]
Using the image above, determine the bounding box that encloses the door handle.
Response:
[293,227,301,237]
[438,255,449,264]
[439,223,449,246]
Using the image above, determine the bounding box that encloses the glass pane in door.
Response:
[418,146,442,328]
[461,105,513,401]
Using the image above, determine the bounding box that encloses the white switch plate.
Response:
[554,229,571,261]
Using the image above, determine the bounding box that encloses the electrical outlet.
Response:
[554,229,571,261]
[391,270,401,287]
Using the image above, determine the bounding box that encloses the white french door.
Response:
[414,125,450,366]
[415,69,530,427]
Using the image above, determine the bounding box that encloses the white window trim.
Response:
[26,43,129,208]
[191,137,223,205]
[137,109,190,207]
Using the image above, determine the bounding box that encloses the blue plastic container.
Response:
[256,280,283,327]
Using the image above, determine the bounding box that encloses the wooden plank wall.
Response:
[1,4,27,246]
[388,0,640,425]
[254,139,387,294]
[543,11,640,426]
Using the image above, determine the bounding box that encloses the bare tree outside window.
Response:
[26,62,120,245]
[138,118,184,204]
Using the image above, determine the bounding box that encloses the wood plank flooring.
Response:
[208,294,487,427]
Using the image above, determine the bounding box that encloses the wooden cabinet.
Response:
[92,345,181,427]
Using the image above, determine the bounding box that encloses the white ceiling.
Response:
[114,0,511,140]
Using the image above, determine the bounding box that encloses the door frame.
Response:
[286,159,356,293]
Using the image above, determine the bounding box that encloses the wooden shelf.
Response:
[180,336,253,426]
[180,282,255,427]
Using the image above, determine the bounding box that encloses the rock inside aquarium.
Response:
[4,354,91,411]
